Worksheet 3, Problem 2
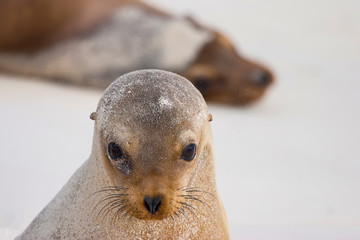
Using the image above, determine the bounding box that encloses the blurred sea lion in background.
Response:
[0,0,274,105]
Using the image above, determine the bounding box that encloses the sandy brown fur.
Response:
[0,0,274,106]
[17,70,229,239]
[184,31,274,105]
[0,0,140,52]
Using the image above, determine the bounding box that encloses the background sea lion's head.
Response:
[93,70,213,220]
[182,17,274,105]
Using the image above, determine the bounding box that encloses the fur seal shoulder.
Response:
[17,70,229,239]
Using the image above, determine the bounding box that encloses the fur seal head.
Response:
[180,17,274,105]
[93,69,211,221]
[184,31,274,106]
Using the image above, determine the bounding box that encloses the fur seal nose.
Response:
[252,70,272,86]
[144,195,161,215]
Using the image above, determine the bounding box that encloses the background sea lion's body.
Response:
[0,0,273,105]
[0,6,211,88]
[16,70,229,239]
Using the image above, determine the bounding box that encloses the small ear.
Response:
[90,112,97,121]
[208,114,213,122]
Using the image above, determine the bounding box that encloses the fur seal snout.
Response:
[17,69,229,239]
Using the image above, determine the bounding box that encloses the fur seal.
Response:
[16,70,229,239]
[0,0,273,106]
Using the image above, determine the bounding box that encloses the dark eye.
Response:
[181,143,196,161]
[108,142,124,160]
[193,77,211,94]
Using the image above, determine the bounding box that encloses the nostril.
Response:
[252,70,272,86]
[153,196,161,212]
[144,196,153,214]
[144,195,162,215]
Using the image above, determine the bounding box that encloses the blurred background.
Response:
[1,0,360,239]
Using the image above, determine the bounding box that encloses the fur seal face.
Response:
[184,32,274,105]
[94,70,209,220]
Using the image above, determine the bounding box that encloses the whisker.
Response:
[173,211,181,219]
[182,195,211,209]
[89,186,127,198]
[179,207,191,224]
[180,201,197,210]
[178,207,190,223]
[100,201,128,227]
[96,198,126,218]
[97,200,127,225]
[100,193,128,201]
[122,208,133,221]
[110,205,124,225]
[92,194,128,213]
[108,204,127,240]
[178,194,204,198]
[177,186,201,191]
[185,189,216,198]
[103,186,128,190]
[110,204,129,229]
[180,202,199,220]
[169,214,175,223]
